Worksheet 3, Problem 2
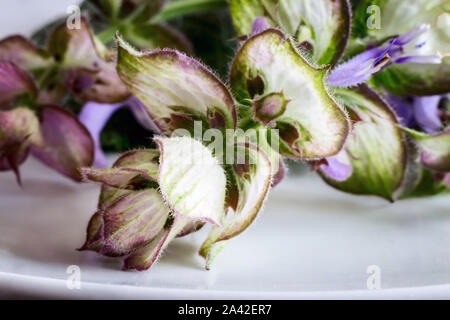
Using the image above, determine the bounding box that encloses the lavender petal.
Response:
[320,156,352,181]
[327,46,387,87]
[386,94,415,127]
[413,96,442,133]
[78,101,123,168]
[251,17,271,35]
[394,54,442,64]
[396,24,429,46]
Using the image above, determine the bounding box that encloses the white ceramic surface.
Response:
[1,158,450,299]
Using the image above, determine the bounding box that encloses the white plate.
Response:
[1,158,450,299]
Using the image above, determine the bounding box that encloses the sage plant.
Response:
[79,0,449,270]
[0,0,448,270]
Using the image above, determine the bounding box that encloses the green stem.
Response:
[150,0,228,24]
[97,0,228,44]
[97,26,119,44]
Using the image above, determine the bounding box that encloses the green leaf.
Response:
[401,127,450,172]
[199,143,272,269]
[320,85,407,201]
[229,29,350,159]
[156,136,227,226]
[400,169,450,199]
[80,149,159,189]
[116,36,236,133]
[122,23,193,53]
[230,0,352,65]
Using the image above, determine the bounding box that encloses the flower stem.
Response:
[150,0,228,24]
[96,0,227,44]
[97,26,118,44]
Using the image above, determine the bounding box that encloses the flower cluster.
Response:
[0,0,449,270]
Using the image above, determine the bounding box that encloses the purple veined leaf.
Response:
[100,189,169,256]
[176,221,205,238]
[78,101,123,168]
[116,35,237,134]
[78,211,105,253]
[47,17,130,103]
[230,28,350,159]
[123,216,188,271]
[320,84,407,202]
[0,35,54,71]
[413,96,443,134]
[64,65,130,103]
[199,143,272,269]
[79,186,132,254]
[156,136,227,227]
[0,61,37,108]
[30,105,94,181]
[98,184,133,211]
[0,107,41,185]
[80,149,159,189]
[328,24,443,88]
[401,127,450,173]
[0,36,64,106]
[79,189,170,257]
[0,37,62,105]
[230,0,351,66]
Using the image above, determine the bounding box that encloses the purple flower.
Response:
[328,25,442,88]
[0,18,129,106]
[388,94,445,134]
[79,102,123,168]
[320,156,352,182]
[251,17,271,35]
[413,96,443,134]
[0,61,94,184]
[386,94,416,128]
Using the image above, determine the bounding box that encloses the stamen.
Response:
[373,53,391,68]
